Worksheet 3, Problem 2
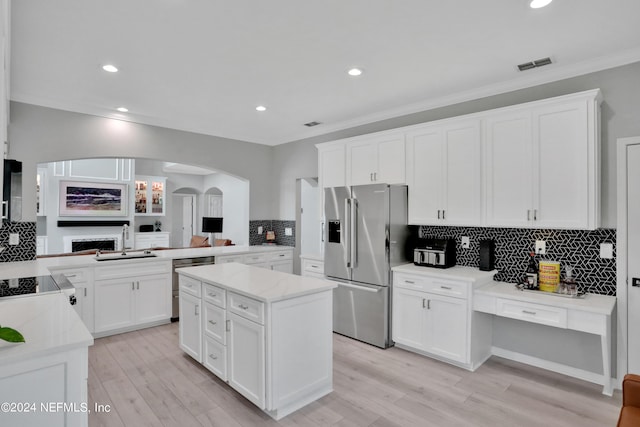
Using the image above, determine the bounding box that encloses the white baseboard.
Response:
[491,346,605,386]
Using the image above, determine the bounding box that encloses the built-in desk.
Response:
[474,281,616,395]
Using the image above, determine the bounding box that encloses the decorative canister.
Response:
[538,260,561,292]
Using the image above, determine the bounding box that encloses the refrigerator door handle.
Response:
[344,198,351,268]
[337,281,382,293]
[351,198,358,268]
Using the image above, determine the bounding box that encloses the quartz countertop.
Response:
[0,293,94,364]
[476,281,616,315]
[392,264,498,282]
[177,262,336,303]
[0,245,293,280]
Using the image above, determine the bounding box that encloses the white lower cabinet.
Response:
[228,311,265,408]
[179,291,202,362]
[94,261,171,335]
[50,267,94,333]
[392,265,495,371]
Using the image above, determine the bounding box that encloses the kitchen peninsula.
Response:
[176,262,336,420]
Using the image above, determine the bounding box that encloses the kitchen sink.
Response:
[95,253,158,261]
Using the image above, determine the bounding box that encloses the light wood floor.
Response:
[88,323,621,427]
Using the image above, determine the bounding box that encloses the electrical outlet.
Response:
[9,233,19,245]
[285,227,293,236]
[535,240,546,255]
[257,226,263,234]
[600,242,614,259]
[461,236,470,249]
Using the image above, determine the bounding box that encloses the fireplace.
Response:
[63,234,121,253]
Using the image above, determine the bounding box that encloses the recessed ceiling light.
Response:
[348,68,363,76]
[116,107,128,112]
[102,64,118,73]
[256,105,267,112]
[529,0,553,8]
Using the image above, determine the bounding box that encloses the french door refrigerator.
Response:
[324,184,409,348]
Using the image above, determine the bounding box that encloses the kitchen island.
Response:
[177,262,336,420]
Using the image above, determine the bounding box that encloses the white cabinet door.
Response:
[406,125,443,224]
[484,110,533,227]
[94,279,135,332]
[228,312,265,409]
[426,293,468,364]
[348,139,378,186]
[72,282,94,333]
[135,274,171,324]
[392,287,428,351]
[179,291,202,362]
[270,260,293,273]
[533,100,589,228]
[318,144,346,188]
[442,121,482,226]
[377,134,406,184]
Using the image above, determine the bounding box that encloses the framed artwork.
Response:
[59,181,128,216]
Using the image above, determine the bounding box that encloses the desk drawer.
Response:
[203,335,227,381]
[228,292,264,324]
[203,283,226,308]
[496,298,567,328]
[394,272,468,299]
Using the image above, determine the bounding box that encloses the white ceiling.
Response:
[10,0,640,146]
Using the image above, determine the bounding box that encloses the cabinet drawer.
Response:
[51,268,90,284]
[394,273,430,291]
[203,283,226,308]
[228,292,264,324]
[302,259,324,275]
[216,255,243,264]
[269,251,292,261]
[203,302,226,344]
[203,335,227,381]
[179,275,201,297]
[243,253,268,264]
[95,261,171,280]
[394,272,468,299]
[496,298,567,328]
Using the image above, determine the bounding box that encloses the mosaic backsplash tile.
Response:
[419,226,616,296]
[249,220,295,247]
[0,222,37,262]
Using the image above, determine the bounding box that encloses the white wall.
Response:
[203,173,249,246]
[9,103,274,223]
[300,178,320,255]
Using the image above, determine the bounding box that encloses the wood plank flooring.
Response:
[88,323,621,426]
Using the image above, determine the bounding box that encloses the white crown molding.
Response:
[11,47,640,147]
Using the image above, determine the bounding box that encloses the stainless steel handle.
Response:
[208,320,217,325]
[311,265,318,268]
[132,282,135,290]
[533,209,538,221]
[442,210,445,220]
[522,310,536,315]
[527,210,531,221]
[84,288,87,297]
[321,222,325,243]
[338,282,381,293]
[209,354,218,360]
[370,173,374,182]
[351,198,358,268]
[195,304,199,316]
[1,201,7,220]
[405,280,415,284]
[344,198,351,268]
[226,320,230,331]
[374,172,377,181]
[437,210,441,219]
[427,300,431,309]
[66,274,77,278]
[422,298,426,308]
[279,254,285,257]
[137,281,140,290]
[208,292,216,297]
[238,304,249,310]
[173,295,179,299]
[440,286,452,290]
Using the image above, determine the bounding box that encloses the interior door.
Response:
[351,184,389,286]
[182,195,194,247]
[627,144,640,373]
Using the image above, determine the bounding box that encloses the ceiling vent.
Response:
[517,57,553,71]
[304,121,322,127]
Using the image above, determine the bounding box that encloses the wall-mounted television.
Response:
[202,217,223,233]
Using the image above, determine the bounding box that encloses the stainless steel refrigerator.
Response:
[324,184,409,348]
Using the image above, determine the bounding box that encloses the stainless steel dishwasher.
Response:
[172,256,215,321]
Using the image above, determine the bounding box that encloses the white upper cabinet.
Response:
[135,175,167,216]
[484,90,601,229]
[406,119,482,226]
[317,142,346,189]
[346,133,405,186]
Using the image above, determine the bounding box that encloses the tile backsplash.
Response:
[249,220,295,247]
[418,226,616,296]
[0,222,37,262]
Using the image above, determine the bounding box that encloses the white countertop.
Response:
[177,262,336,303]
[476,281,616,315]
[0,293,94,364]
[0,245,293,280]
[392,264,498,282]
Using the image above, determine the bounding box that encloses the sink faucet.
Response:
[121,224,129,255]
